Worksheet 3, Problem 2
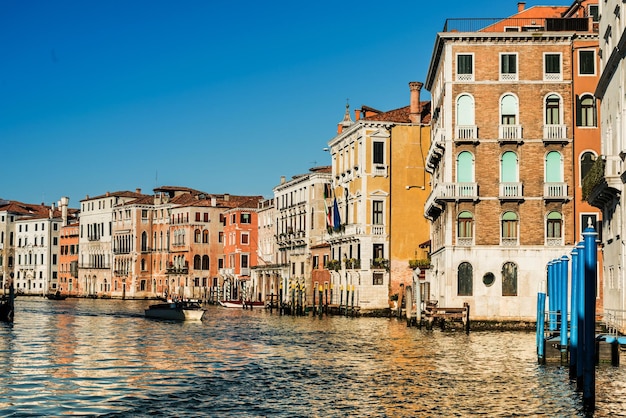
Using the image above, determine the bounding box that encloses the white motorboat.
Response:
[145,301,206,321]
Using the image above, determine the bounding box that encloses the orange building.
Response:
[221,197,263,302]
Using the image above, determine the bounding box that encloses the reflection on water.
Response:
[0,298,625,417]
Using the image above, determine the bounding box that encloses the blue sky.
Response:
[1,0,550,207]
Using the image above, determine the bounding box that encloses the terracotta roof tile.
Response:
[363,102,431,124]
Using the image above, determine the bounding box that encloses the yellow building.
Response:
[326,82,431,312]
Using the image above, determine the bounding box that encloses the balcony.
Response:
[442,17,592,33]
[345,258,361,270]
[371,225,385,235]
[425,183,478,220]
[543,125,568,143]
[498,125,523,143]
[166,264,189,274]
[435,182,479,201]
[584,156,621,210]
[426,129,446,172]
[543,182,569,201]
[371,258,389,270]
[372,164,388,177]
[499,182,523,201]
[455,125,478,143]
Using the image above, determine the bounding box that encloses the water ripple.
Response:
[0,299,625,417]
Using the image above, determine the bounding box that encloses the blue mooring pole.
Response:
[548,260,556,332]
[554,258,562,334]
[570,247,579,379]
[560,255,569,364]
[537,284,546,364]
[582,226,597,413]
[576,241,585,390]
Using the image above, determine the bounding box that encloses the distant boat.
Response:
[46,291,67,300]
[0,285,15,322]
[145,300,206,321]
[219,300,265,309]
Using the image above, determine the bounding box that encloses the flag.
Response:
[332,196,341,231]
[323,185,332,228]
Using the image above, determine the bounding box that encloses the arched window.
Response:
[547,211,562,240]
[500,94,518,125]
[194,255,201,270]
[194,229,201,243]
[500,151,519,182]
[457,211,473,239]
[202,230,209,244]
[502,211,518,241]
[580,151,597,184]
[545,151,563,182]
[545,94,561,125]
[456,94,475,125]
[141,232,148,252]
[456,151,474,182]
[458,262,473,296]
[502,261,518,296]
[576,94,597,127]
[456,94,476,139]
[202,255,210,270]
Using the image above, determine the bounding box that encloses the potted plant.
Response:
[409,259,431,270]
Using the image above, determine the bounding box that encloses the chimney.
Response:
[280,176,286,184]
[518,2,525,12]
[211,197,217,207]
[224,193,230,201]
[60,196,68,225]
[409,81,423,123]
[136,188,142,194]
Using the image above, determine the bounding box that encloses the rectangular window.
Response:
[373,243,384,260]
[456,54,473,81]
[241,233,249,245]
[240,213,251,224]
[579,50,595,75]
[373,142,384,165]
[313,255,319,269]
[241,254,249,269]
[373,272,384,285]
[589,4,599,22]
[580,214,600,242]
[544,53,562,80]
[195,213,201,221]
[500,53,517,80]
[372,200,383,225]
[218,232,224,243]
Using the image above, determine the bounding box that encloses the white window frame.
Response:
[456,53,474,82]
[499,52,518,81]
[544,52,562,81]
[578,49,596,76]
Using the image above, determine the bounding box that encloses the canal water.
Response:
[0,299,625,417]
